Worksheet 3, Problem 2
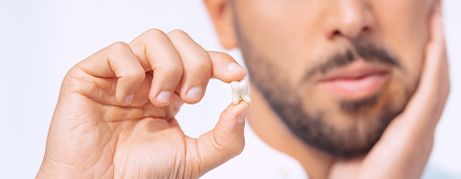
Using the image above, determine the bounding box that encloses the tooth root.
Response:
[231,78,251,105]
[232,92,241,105]
[242,95,251,104]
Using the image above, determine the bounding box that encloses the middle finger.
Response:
[129,29,184,107]
[167,29,213,104]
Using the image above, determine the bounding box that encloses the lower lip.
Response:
[318,73,389,99]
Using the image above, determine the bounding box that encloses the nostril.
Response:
[333,30,341,36]
[329,30,341,39]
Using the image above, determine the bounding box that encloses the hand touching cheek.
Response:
[329,3,450,179]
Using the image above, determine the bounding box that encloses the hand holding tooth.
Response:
[36,29,250,179]
[231,78,251,105]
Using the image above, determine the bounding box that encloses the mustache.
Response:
[304,42,401,81]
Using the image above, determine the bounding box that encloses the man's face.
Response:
[232,0,433,157]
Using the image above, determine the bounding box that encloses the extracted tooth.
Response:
[230,78,251,105]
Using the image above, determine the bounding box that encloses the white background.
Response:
[0,0,459,178]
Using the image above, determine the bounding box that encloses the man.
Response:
[36,0,450,178]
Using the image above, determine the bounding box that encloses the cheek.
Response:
[373,0,431,87]
[235,0,323,88]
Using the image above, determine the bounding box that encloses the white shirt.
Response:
[202,123,309,179]
[200,123,459,179]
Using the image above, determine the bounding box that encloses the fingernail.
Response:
[157,91,172,104]
[236,106,249,123]
[123,94,134,104]
[228,63,244,73]
[187,85,203,101]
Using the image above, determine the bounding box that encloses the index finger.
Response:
[208,51,248,83]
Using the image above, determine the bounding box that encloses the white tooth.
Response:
[230,78,251,104]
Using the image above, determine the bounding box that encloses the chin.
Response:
[293,89,407,157]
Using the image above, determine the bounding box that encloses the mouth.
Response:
[317,60,390,100]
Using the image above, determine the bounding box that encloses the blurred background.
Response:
[0,0,459,178]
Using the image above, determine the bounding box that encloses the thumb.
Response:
[195,101,249,176]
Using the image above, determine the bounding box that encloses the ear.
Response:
[204,0,238,50]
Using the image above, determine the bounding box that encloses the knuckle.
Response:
[110,41,130,51]
[63,68,95,96]
[156,64,184,81]
[144,28,167,38]
[65,65,80,77]
[213,51,233,60]
[194,61,212,73]
[125,70,146,82]
[164,65,184,76]
[168,29,189,37]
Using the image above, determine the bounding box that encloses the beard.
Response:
[237,31,408,157]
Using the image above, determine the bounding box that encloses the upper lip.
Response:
[318,60,389,82]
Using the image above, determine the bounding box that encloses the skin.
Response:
[37,0,449,179]
[221,0,429,158]
[36,30,250,178]
[206,0,449,178]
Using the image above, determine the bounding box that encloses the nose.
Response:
[323,0,375,41]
